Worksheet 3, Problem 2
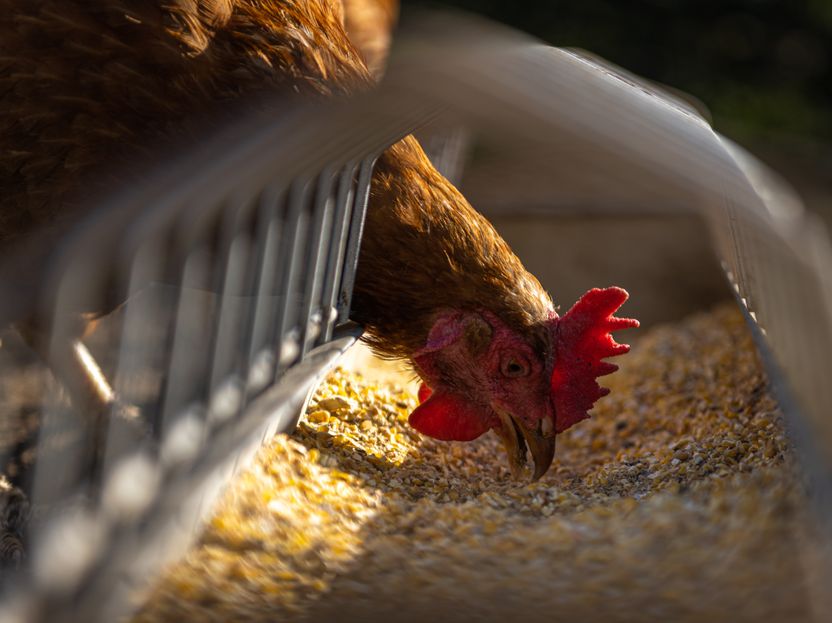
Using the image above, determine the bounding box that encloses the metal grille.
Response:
[0,102,378,619]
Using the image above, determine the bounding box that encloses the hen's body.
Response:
[0,0,553,355]
[1,0,634,491]
[0,0,369,246]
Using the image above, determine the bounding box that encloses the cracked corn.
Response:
[135,304,816,622]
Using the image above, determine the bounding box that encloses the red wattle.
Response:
[408,391,490,442]
[418,382,433,404]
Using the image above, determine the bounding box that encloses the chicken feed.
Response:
[134,303,818,622]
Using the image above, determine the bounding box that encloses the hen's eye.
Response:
[501,357,529,378]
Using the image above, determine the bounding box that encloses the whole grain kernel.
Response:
[135,305,816,623]
[306,410,329,424]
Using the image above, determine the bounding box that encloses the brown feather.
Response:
[341,0,398,77]
[0,0,552,364]
[352,136,553,359]
[0,0,371,246]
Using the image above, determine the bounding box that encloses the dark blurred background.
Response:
[405,0,832,327]
[408,0,832,222]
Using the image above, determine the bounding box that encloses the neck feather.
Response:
[352,136,553,360]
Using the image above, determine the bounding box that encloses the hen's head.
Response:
[409,287,638,480]
[351,138,638,480]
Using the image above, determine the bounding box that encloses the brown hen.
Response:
[0,0,636,483]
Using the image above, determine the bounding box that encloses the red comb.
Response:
[550,287,638,433]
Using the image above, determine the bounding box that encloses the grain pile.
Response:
[134,304,817,622]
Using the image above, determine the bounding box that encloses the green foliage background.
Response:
[407,0,832,144]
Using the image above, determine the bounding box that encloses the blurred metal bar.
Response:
[337,157,375,324]
[245,188,287,395]
[299,168,337,356]
[321,163,358,340]
[273,178,313,375]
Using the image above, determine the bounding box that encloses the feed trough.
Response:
[1,11,830,622]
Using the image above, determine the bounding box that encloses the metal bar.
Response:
[320,162,358,342]
[299,168,337,356]
[244,188,287,395]
[232,190,280,410]
[337,156,376,324]
[205,196,259,429]
[273,178,312,375]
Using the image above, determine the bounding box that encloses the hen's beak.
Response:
[493,408,556,481]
